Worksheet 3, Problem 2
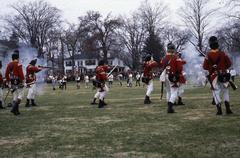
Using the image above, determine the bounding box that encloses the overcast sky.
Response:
[0,0,185,24]
[0,0,225,32]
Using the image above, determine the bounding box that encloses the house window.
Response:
[85,59,96,66]
[108,60,113,65]
[66,61,72,66]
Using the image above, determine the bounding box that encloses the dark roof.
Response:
[65,52,100,60]
[65,52,118,60]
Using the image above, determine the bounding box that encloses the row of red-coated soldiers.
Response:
[91,36,234,115]
[0,50,43,115]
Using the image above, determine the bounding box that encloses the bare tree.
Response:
[5,0,61,57]
[163,26,191,52]
[79,11,122,62]
[138,0,167,34]
[180,0,217,55]
[119,14,146,70]
[62,24,80,76]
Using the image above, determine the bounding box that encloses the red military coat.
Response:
[143,60,158,79]
[26,65,42,83]
[5,60,25,83]
[203,49,232,82]
[160,53,185,84]
[96,65,111,82]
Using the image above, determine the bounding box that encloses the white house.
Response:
[64,53,126,75]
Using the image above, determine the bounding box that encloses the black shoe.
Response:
[91,98,97,105]
[0,101,5,109]
[212,98,216,105]
[144,96,151,104]
[7,103,13,107]
[31,99,37,106]
[98,100,105,108]
[177,97,185,105]
[25,99,31,107]
[167,102,175,113]
[11,103,20,116]
[225,101,233,114]
[103,98,107,106]
[216,104,222,115]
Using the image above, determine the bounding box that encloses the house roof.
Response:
[65,52,117,60]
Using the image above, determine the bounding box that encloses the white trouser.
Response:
[178,84,184,97]
[13,88,24,101]
[165,79,179,103]
[27,84,37,100]
[0,88,3,102]
[146,80,154,96]
[99,85,109,100]
[212,82,229,105]
[94,91,100,99]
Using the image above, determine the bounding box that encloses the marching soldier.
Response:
[5,50,25,115]
[92,60,111,108]
[25,59,43,107]
[203,36,233,115]
[142,55,158,104]
[160,43,185,113]
[0,61,5,109]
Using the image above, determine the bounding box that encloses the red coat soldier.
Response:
[160,43,185,113]
[203,36,233,115]
[5,50,25,115]
[25,59,43,107]
[91,60,111,108]
[142,55,158,104]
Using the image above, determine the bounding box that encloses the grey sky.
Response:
[1,0,185,23]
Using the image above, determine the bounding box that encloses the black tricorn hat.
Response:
[144,54,152,62]
[30,59,37,66]
[167,42,176,51]
[12,50,19,60]
[209,36,219,49]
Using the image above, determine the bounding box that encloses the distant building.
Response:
[64,53,126,75]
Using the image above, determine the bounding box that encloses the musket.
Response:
[107,65,118,77]
[38,65,53,69]
[160,82,164,100]
[4,88,11,104]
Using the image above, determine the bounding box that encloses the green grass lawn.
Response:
[0,78,240,158]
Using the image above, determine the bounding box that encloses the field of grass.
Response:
[0,77,240,158]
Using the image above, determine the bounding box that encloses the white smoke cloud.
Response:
[3,46,48,96]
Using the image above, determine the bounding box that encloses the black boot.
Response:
[144,96,151,104]
[91,98,97,105]
[225,101,233,114]
[25,99,31,107]
[11,101,20,115]
[216,104,222,115]
[177,97,185,105]
[167,102,175,113]
[0,101,5,109]
[212,98,216,105]
[103,98,107,106]
[98,100,105,108]
[31,99,37,106]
